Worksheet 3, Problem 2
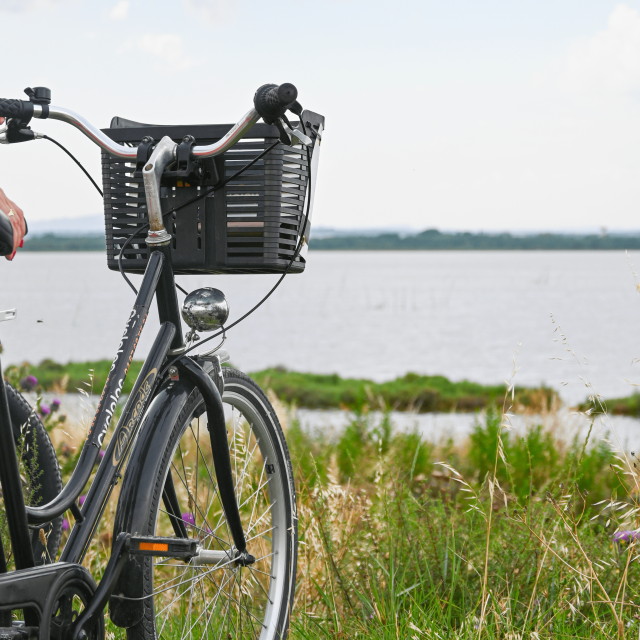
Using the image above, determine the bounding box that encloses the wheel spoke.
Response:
[146,376,292,639]
[189,423,234,545]
[235,437,261,504]
[245,524,276,545]
[245,500,276,538]
[170,461,217,539]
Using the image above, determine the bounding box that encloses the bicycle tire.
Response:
[3,382,63,565]
[126,367,297,640]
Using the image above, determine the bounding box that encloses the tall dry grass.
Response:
[282,334,640,639]
[2,342,639,639]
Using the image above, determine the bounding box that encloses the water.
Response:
[3,250,640,407]
[36,391,640,453]
[294,408,640,451]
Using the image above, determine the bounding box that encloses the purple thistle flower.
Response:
[613,530,640,545]
[62,518,69,532]
[20,375,38,391]
[99,450,105,460]
[182,512,196,528]
[79,495,86,507]
[51,398,61,411]
[39,404,50,416]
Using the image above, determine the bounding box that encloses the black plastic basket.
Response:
[101,111,323,275]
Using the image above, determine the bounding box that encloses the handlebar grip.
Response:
[253,83,298,124]
[0,210,14,256]
[0,99,34,121]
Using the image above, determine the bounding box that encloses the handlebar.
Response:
[0,103,260,160]
[0,82,301,159]
[253,83,299,124]
[0,209,27,257]
[0,83,305,253]
[0,210,13,255]
[0,98,35,121]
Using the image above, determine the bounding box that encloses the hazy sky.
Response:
[2,0,640,231]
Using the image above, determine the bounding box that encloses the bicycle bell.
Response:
[181,288,229,331]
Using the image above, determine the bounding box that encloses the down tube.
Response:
[61,322,176,564]
[25,251,165,525]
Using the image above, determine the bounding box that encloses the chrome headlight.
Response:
[181,288,229,332]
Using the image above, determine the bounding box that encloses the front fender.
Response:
[109,376,200,628]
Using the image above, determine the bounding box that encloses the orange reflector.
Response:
[139,542,169,552]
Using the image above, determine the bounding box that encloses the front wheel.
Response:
[129,368,298,640]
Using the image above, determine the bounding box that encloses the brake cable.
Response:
[42,134,104,197]
[42,119,314,368]
[160,122,314,376]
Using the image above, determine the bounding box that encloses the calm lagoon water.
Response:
[30,392,640,451]
[3,250,640,409]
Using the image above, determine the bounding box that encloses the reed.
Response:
[3,341,637,638]
[25,382,633,638]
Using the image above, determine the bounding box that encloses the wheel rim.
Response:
[150,385,290,639]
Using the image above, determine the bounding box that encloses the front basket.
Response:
[101,111,324,275]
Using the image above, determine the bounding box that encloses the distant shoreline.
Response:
[310,228,640,250]
[21,229,640,251]
[5,359,640,416]
[3,358,558,414]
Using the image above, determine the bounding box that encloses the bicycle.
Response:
[0,82,324,640]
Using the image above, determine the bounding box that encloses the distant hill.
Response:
[22,233,105,251]
[26,215,104,236]
[19,228,640,252]
[309,228,640,250]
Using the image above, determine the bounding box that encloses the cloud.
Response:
[109,0,129,20]
[121,34,197,71]
[549,4,640,94]
[183,0,235,23]
[0,0,70,11]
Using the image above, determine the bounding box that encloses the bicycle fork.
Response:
[177,357,252,562]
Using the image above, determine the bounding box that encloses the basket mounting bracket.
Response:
[134,136,155,175]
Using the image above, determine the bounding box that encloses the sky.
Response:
[2,1,640,231]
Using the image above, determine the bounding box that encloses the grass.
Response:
[4,359,145,396]
[3,359,640,638]
[252,368,560,413]
[282,312,640,638]
[15,388,636,639]
[14,357,640,417]
[5,359,561,414]
[285,399,640,639]
[580,392,640,417]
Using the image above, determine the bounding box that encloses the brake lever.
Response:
[277,118,312,146]
[0,118,42,144]
[274,118,291,145]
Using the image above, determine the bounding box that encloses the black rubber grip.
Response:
[0,210,14,256]
[253,83,298,124]
[0,99,34,121]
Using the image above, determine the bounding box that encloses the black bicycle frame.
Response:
[0,238,250,629]
[0,244,189,567]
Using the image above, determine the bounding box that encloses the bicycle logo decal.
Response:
[113,368,157,465]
